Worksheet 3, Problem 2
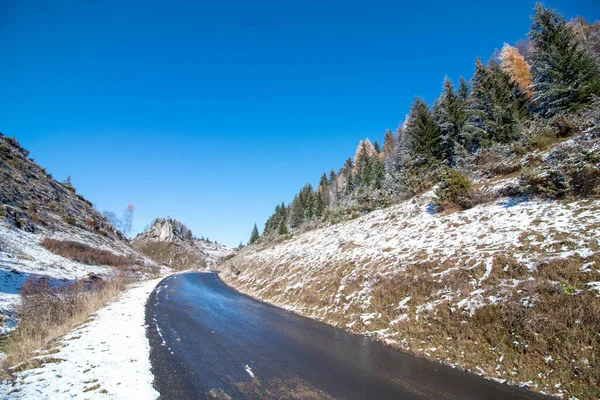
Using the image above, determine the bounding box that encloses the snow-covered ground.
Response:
[223,192,600,318]
[0,277,163,399]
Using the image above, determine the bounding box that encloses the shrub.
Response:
[521,141,600,198]
[40,238,132,268]
[433,168,473,212]
[2,274,128,374]
[324,205,351,224]
[64,216,76,225]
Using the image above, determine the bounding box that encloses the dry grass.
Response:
[225,251,600,398]
[40,238,133,269]
[0,274,130,378]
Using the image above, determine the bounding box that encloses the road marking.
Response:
[244,365,255,379]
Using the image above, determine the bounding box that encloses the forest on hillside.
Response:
[249,4,600,244]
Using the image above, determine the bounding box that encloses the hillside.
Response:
[222,126,600,400]
[0,134,163,333]
[132,217,231,270]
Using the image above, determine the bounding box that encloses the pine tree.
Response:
[249,223,259,244]
[433,77,469,165]
[404,97,443,163]
[529,4,600,116]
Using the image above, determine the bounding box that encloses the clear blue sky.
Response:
[1,1,598,246]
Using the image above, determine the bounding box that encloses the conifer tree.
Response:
[529,4,600,116]
[289,194,304,228]
[343,158,355,195]
[380,129,396,169]
[466,59,528,147]
[404,97,443,163]
[316,185,326,217]
[373,140,381,154]
[249,223,259,244]
[434,77,469,165]
[458,76,470,102]
[395,123,411,172]
[278,219,288,235]
[328,169,338,204]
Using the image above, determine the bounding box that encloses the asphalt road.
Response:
[146,272,548,400]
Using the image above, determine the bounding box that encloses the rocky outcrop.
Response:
[131,218,231,270]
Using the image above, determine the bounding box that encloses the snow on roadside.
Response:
[0,277,164,399]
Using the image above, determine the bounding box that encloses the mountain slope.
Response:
[221,133,600,399]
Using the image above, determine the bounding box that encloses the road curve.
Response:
[146,272,547,400]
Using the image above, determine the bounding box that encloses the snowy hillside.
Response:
[221,182,600,398]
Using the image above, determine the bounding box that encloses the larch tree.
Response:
[529,4,600,116]
[499,43,533,98]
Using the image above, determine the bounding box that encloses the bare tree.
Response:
[122,204,135,238]
[102,211,122,231]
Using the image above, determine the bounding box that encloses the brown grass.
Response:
[40,238,132,268]
[224,251,600,398]
[1,274,130,378]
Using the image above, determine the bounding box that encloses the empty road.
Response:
[146,272,547,399]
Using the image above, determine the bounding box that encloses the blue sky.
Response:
[1,1,598,246]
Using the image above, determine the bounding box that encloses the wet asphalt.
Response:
[146,272,548,400]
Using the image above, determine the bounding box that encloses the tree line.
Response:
[249,5,600,244]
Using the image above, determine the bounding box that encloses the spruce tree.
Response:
[249,223,259,244]
[529,4,600,116]
[434,77,468,165]
[278,219,288,235]
[404,97,443,164]
[343,157,355,195]
[466,59,528,147]
[373,140,381,154]
[289,194,304,228]
[380,129,396,168]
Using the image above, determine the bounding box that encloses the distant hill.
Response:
[131,217,231,270]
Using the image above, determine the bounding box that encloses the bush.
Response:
[2,274,128,374]
[433,168,473,212]
[64,216,76,225]
[40,238,132,268]
[521,141,600,198]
